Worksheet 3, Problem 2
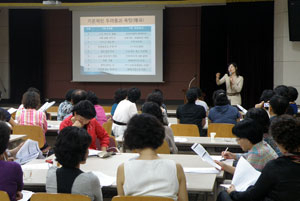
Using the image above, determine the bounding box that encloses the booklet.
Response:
[191,143,222,170]
[7,108,17,114]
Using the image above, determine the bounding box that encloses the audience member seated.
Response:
[215,118,277,173]
[0,121,23,201]
[87,91,107,126]
[146,92,169,125]
[288,86,298,116]
[46,126,103,201]
[255,89,275,112]
[112,87,141,137]
[111,88,127,116]
[0,107,17,128]
[274,85,294,115]
[192,87,209,113]
[62,89,88,119]
[153,88,168,113]
[245,108,281,156]
[217,115,300,201]
[176,88,206,135]
[60,100,109,151]
[57,89,74,121]
[15,87,41,118]
[16,91,48,150]
[208,89,241,124]
[116,114,188,201]
[268,95,289,122]
[142,102,178,154]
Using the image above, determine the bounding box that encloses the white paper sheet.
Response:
[38,101,55,112]
[184,167,220,174]
[22,163,51,170]
[7,108,17,114]
[92,171,116,187]
[174,137,188,142]
[232,157,261,191]
[191,143,222,170]
[19,190,34,201]
[88,149,102,157]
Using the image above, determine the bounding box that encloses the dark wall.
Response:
[9,9,43,103]
[200,2,274,108]
[42,8,201,102]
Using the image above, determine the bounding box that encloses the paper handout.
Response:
[191,143,222,170]
[232,156,261,191]
[38,101,55,112]
[237,104,247,114]
[92,171,116,187]
[7,108,17,114]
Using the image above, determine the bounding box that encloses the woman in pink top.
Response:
[16,91,48,150]
[87,91,107,126]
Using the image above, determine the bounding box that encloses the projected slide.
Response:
[80,16,155,76]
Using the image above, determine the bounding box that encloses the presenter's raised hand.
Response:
[216,73,221,79]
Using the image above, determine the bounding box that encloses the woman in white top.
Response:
[112,87,141,137]
[116,114,188,201]
[216,63,244,105]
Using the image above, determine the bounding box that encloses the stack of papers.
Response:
[191,143,221,170]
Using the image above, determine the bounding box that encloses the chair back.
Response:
[170,124,200,137]
[156,140,170,154]
[46,106,59,113]
[31,193,91,201]
[112,196,173,201]
[102,120,112,136]
[0,191,10,201]
[102,106,112,113]
[207,123,235,138]
[12,125,45,148]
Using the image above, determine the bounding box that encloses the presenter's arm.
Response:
[216,73,226,85]
[176,163,188,201]
[231,76,244,92]
[116,163,125,196]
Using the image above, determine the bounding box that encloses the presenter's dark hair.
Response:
[65,89,75,102]
[269,95,289,115]
[288,86,298,102]
[270,115,300,153]
[86,91,99,105]
[124,113,165,150]
[127,87,141,103]
[146,92,163,107]
[186,88,198,103]
[213,89,229,106]
[232,118,263,144]
[113,88,127,104]
[0,121,11,154]
[228,62,239,77]
[259,89,275,102]
[142,101,165,125]
[22,91,41,109]
[71,89,87,105]
[245,108,270,133]
[54,126,91,168]
[72,100,96,120]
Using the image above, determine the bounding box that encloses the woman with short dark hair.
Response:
[0,121,23,201]
[142,102,178,154]
[215,118,277,173]
[46,126,103,201]
[16,91,48,150]
[116,114,188,201]
[87,91,107,126]
[208,89,241,124]
[217,115,300,201]
[60,100,110,151]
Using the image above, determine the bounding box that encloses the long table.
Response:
[22,153,232,200]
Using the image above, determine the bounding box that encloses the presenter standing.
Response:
[216,63,244,105]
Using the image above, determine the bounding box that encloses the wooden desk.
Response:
[22,153,233,197]
[173,137,242,154]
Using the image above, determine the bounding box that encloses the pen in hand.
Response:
[220,147,229,161]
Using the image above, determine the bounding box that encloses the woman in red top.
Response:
[60,100,109,151]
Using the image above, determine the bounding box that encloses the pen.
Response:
[220,147,229,161]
